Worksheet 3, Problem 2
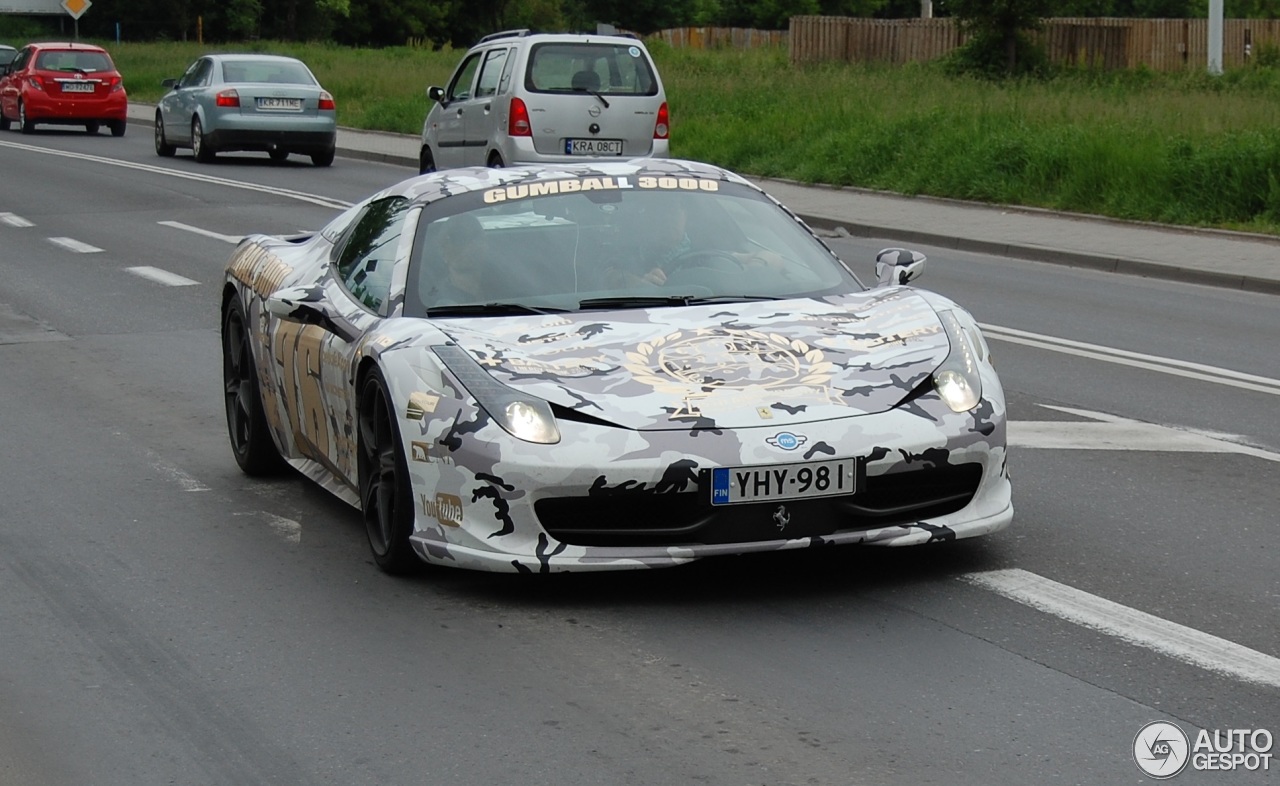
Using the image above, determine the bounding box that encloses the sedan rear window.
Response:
[525,42,657,96]
[35,50,113,72]
[220,60,316,85]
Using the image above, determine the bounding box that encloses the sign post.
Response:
[60,0,91,40]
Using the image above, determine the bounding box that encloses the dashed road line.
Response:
[126,266,201,287]
[0,212,33,227]
[963,568,1280,689]
[158,220,242,244]
[47,237,103,254]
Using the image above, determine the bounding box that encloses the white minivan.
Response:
[420,29,670,173]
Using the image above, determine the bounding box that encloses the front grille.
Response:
[535,463,983,547]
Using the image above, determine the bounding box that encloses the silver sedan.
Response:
[154,53,337,166]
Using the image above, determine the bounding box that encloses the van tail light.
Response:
[215,89,240,108]
[653,101,669,140]
[28,76,45,91]
[318,91,335,111]
[508,97,531,137]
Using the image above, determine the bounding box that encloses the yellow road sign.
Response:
[61,0,90,19]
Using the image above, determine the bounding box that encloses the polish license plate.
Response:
[710,458,860,506]
[62,82,95,93]
[565,138,622,155]
[257,97,302,111]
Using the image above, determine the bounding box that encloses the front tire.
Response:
[193,117,215,163]
[222,299,284,475]
[154,114,175,156]
[418,145,435,175]
[358,370,419,574]
[0,112,9,131]
[269,148,289,162]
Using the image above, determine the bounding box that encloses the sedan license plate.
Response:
[257,97,302,111]
[710,458,859,506]
[566,138,622,156]
[61,82,95,93]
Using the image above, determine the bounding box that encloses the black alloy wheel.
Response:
[358,371,419,574]
[221,300,284,475]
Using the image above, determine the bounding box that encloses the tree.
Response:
[940,0,1053,74]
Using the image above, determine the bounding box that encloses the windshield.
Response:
[220,59,316,85]
[525,42,658,96]
[403,177,861,317]
[35,49,113,73]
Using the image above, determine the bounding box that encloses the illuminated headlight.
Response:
[433,345,561,444]
[933,310,983,412]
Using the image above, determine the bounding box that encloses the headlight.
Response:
[433,344,561,444]
[933,310,982,412]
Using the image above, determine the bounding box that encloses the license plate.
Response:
[62,82,95,93]
[257,97,302,111]
[566,138,622,156]
[710,458,859,506]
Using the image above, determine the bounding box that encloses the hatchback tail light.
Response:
[27,76,45,91]
[318,91,335,111]
[105,75,123,92]
[215,89,240,108]
[508,97,531,137]
[654,101,669,140]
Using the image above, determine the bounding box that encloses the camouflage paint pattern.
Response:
[223,158,1012,573]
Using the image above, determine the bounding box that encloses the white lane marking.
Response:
[48,236,103,253]
[145,449,210,492]
[232,511,302,544]
[158,220,242,244]
[0,212,34,227]
[962,568,1280,689]
[1010,405,1280,462]
[0,139,352,210]
[126,266,200,287]
[982,323,1280,397]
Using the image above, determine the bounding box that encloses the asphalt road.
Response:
[1,129,1277,786]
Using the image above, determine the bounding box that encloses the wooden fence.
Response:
[787,16,1280,70]
[647,27,787,50]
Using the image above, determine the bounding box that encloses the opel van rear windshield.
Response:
[524,42,658,96]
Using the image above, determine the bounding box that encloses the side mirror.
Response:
[427,85,445,103]
[874,247,927,287]
[266,285,360,343]
[161,77,176,88]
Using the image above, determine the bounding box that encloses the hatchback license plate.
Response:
[62,82,94,93]
[257,97,302,111]
[710,458,859,506]
[566,138,622,156]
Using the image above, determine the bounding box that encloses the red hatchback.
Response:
[0,42,127,136]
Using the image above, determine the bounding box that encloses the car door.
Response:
[273,196,414,482]
[433,51,483,169]
[162,58,211,144]
[0,47,32,119]
[464,47,511,165]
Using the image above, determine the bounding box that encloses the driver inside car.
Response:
[610,197,787,288]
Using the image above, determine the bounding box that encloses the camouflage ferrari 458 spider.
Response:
[221,158,1011,573]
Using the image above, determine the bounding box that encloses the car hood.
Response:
[436,290,951,431]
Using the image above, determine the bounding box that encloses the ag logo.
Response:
[766,432,807,451]
[1133,721,1190,779]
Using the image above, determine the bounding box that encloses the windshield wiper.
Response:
[424,302,567,317]
[577,294,783,310]
[571,86,609,108]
